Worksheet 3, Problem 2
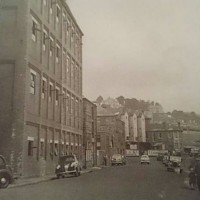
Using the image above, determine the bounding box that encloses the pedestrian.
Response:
[188,168,196,190]
[194,159,200,191]
[103,155,107,166]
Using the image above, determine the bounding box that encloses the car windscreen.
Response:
[112,154,121,159]
[141,155,148,158]
[59,156,75,164]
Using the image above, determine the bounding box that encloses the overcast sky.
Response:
[68,0,200,113]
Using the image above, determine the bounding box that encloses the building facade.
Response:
[0,0,83,177]
[137,113,146,142]
[129,113,138,142]
[83,98,97,168]
[120,112,129,141]
[146,129,183,152]
[97,115,125,165]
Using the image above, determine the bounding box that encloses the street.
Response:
[0,157,199,200]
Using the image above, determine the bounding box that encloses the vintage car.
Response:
[167,156,183,173]
[0,155,14,189]
[157,153,164,161]
[140,155,150,164]
[55,155,81,178]
[111,154,124,166]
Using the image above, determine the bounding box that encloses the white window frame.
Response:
[55,86,60,106]
[42,77,47,99]
[43,29,48,51]
[49,82,53,102]
[43,0,47,6]
[32,17,38,42]
[30,69,36,95]
[56,44,60,63]
[49,36,54,57]
[56,4,61,23]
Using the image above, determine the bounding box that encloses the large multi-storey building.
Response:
[0,0,83,177]
[83,98,97,168]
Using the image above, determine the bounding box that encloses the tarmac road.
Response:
[0,157,199,200]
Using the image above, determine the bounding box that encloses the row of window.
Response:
[27,134,82,159]
[31,7,82,62]
[149,132,181,141]
[30,68,82,128]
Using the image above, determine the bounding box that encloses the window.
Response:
[158,133,162,139]
[168,133,172,139]
[40,140,44,157]
[54,143,58,156]
[56,5,60,22]
[43,30,47,51]
[32,17,38,42]
[50,37,54,56]
[42,78,47,99]
[66,56,69,72]
[50,141,53,156]
[30,69,36,94]
[55,87,60,106]
[43,0,47,6]
[50,0,53,14]
[28,139,34,156]
[56,44,60,63]
[49,82,53,102]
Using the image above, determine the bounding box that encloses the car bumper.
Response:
[111,161,123,164]
[56,170,77,175]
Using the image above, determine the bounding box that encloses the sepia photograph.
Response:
[0,0,200,199]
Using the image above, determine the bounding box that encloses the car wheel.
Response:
[74,168,79,177]
[57,174,61,179]
[0,174,10,189]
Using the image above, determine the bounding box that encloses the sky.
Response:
[67,0,200,113]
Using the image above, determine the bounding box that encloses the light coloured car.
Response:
[55,155,82,178]
[140,155,150,164]
[111,154,124,166]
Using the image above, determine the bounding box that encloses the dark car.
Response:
[0,155,14,189]
[55,155,81,178]
[157,153,164,161]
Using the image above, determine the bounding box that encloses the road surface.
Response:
[0,157,199,200]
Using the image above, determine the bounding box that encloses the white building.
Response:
[137,113,146,142]
[120,112,129,140]
[129,113,138,142]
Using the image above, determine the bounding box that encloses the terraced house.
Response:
[0,0,83,177]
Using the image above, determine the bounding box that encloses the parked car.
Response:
[167,156,183,173]
[162,155,170,166]
[140,155,150,164]
[157,153,164,161]
[0,155,14,189]
[55,155,81,178]
[167,161,183,173]
[111,154,124,166]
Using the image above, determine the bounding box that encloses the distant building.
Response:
[120,112,129,141]
[146,125,183,152]
[137,113,146,142]
[0,0,83,177]
[97,115,125,165]
[83,98,97,168]
[129,113,138,142]
[148,103,164,114]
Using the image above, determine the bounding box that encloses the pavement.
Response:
[0,157,199,200]
[9,166,102,189]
